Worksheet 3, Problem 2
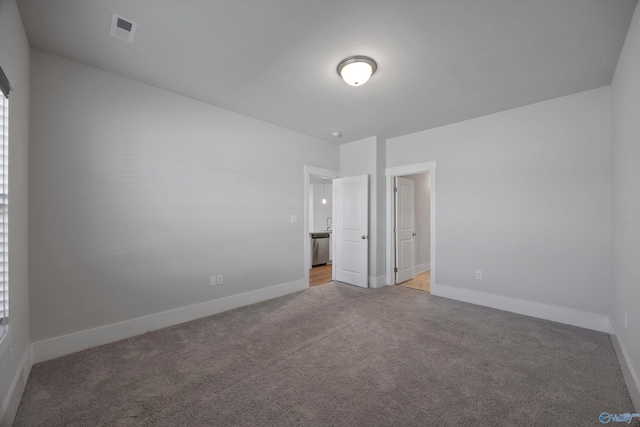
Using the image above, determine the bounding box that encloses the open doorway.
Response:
[309,175,332,287]
[385,162,437,290]
[395,173,431,292]
[303,166,339,288]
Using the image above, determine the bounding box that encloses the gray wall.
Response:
[387,87,612,315]
[612,1,640,399]
[28,50,339,342]
[0,0,30,424]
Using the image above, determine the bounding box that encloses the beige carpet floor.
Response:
[14,282,636,426]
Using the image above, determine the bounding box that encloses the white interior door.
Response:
[395,176,415,284]
[333,175,369,288]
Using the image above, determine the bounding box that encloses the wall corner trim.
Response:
[609,319,640,412]
[32,279,308,364]
[369,275,387,289]
[0,345,33,427]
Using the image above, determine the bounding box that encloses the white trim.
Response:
[431,283,611,333]
[414,262,430,274]
[0,345,32,427]
[0,325,10,361]
[385,162,438,177]
[303,166,339,285]
[368,275,387,289]
[385,162,437,287]
[609,319,640,411]
[32,279,307,363]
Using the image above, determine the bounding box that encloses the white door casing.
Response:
[395,176,415,284]
[333,175,369,288]
[303,165,339,284]
[385,161,437,288]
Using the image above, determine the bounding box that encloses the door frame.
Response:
[303,165,339,284]
[385,162,437,286]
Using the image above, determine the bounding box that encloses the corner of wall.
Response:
[0,345,33,427]
[610,320,640,411]
[369,275,387,289]
[611,0,640,413]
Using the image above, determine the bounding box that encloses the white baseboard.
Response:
[32,279,307,364]
[0,345,33,427]
[430,284,611,333]
[415,262,430,274]
[369,275,387,289]
[609,319,640,411]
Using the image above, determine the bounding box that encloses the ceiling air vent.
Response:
[110,13,137,43]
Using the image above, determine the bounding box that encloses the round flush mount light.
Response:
[337,56,377,87]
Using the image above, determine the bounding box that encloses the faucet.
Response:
[326,217,332,231]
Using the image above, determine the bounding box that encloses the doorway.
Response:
[395,173,431,292]
[385,162,437,289]
[303,166,339,287]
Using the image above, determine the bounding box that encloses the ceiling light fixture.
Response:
[337,56,377,87]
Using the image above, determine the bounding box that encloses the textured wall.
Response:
[28,50,338,341]
[611,1,640,404]
[388,87,613,315]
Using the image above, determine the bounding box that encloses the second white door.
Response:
[395,176,415,284]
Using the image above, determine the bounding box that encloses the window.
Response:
[0,66,9,340]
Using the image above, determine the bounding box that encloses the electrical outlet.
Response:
[624,311,628,329]
[217,274,224,285]
[209,276,217,286]
[476,270,483,280]
[290,215,298,223]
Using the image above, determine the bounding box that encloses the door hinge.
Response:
[394,267,398,273]
[394,187,398,193]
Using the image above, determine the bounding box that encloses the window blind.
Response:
[0,78,8,334]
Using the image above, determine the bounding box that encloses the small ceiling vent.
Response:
[110,13,137,43]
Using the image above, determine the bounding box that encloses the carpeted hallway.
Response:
[14,283,635,426]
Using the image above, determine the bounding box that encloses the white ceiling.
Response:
[17,0,637,144]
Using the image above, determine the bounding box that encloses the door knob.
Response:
[413,233,417,236]
[361,235,367,239]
